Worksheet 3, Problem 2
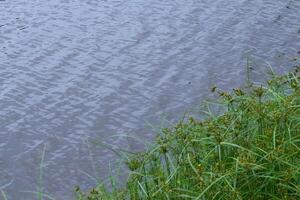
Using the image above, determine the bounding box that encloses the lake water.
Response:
[0,0,299,199]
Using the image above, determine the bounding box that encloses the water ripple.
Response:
[0,0,299,199]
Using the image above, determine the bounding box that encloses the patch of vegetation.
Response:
[75,67,300,200]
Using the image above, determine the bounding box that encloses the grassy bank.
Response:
[75,67,300,200]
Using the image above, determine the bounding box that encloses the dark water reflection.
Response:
[0,0,299,199]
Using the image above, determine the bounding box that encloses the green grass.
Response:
[75,67,300,200]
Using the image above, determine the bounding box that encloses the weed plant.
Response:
[76,67,300,200]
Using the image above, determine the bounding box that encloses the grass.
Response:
[22,144,56,200]
[1,190,8,200]
[75,66,300,200]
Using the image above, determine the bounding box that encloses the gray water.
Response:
[0,0,299,199]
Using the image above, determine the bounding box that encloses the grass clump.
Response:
[76,67,300,200]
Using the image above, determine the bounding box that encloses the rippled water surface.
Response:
[0,0,299,199]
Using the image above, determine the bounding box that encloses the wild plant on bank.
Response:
[76,67,300,200]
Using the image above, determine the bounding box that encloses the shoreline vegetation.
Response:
[75,66,300,200]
